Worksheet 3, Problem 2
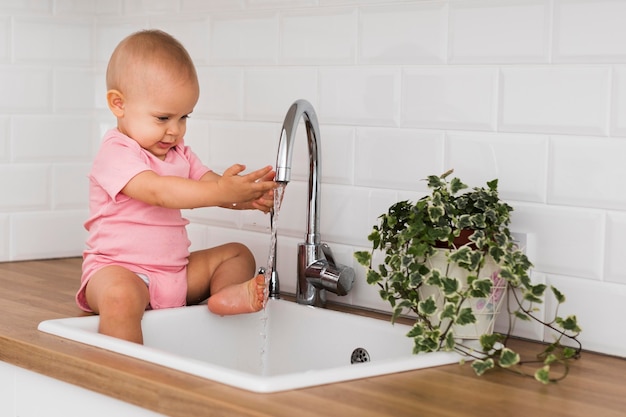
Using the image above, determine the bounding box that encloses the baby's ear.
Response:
[106,89,125,117]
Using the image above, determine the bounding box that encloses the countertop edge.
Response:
[0,332,261,417]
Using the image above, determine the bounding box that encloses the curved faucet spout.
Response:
[275,99,321,246]
[272,99,354,307]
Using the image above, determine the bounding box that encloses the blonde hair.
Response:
[106,29,198,95]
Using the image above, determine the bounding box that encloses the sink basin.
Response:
[38,299,462,393]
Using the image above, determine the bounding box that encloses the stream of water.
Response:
[259,182,287,375]
[264,182,287,301]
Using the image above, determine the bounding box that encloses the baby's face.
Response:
[117,71,199,160]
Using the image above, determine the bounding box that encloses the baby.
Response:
[75,29,277,344]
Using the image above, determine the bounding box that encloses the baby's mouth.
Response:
[158,141,174,149]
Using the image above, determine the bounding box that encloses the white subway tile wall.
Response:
[446,132,549,203]
[13,17,93,64]
[195,66,243,119]
[12,116,93,161]
[1,0,624,356]
[12,211,87,260]
[53,69,98,112]
[319,67,400,126]
[243,68,319,120]
[0,116,8,161]
[354,127,444,190]
[499,66,610,135]
[611,65,626,136]
[448,0,550,64]
[605,211,626,285]
[549,135,626,210]
[545,273,626,357]
[0,17,9,63]
[280,7,356,65]
[553,0,626,63]
[359,3,447,65]
[0,68,51,112]
[209,12,279,65]
[0,214,8,261]
[402,66,498,130]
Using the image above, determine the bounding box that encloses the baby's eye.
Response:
[181,114,190,120]
[156,116,169,121]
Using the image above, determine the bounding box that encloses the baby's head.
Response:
[106,29,198,100]
[105,30,200,159]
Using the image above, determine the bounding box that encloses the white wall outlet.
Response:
[510,232,527,254]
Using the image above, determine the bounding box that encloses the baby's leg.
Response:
[84,265,150,344]
[186,243,265,315]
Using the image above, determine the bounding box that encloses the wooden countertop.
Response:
[0,258,624,417]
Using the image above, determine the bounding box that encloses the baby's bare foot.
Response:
[207,274,266,316]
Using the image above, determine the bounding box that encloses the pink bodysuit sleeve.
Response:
[181,144,211,180]
[90,136,151,202]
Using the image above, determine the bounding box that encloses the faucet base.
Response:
[296,242,326,307]
[296,287,327,307]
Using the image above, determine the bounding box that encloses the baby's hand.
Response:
[218,164,277,211]
[248,188,275,213]
[250,168,276,213]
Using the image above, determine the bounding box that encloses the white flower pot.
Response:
[419,249,507,340]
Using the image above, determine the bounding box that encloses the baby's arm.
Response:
[121,164,276,210]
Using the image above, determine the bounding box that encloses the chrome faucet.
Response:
[269,99,354,307]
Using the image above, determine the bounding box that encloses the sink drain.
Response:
[351,347,370,364]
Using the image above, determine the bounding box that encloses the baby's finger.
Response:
[251,200,272,213]
[244,165,274,182]
[256,194,274,206]
[260,170,276,182]
[223,164,246,177]
[253,179,279,193]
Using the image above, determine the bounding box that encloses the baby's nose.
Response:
[166,123,181,136]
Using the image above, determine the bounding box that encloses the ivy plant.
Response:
[354,170,582,383]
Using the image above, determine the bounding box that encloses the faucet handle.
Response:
[321,243,336,267]
[311,243,354,296]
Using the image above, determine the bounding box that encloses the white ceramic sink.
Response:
[38,299,462,393]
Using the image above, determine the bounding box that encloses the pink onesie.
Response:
[76,129,211,312]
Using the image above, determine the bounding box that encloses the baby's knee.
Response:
[220,242,253,261]
[99,284,145,310]
[87,274,149,315]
